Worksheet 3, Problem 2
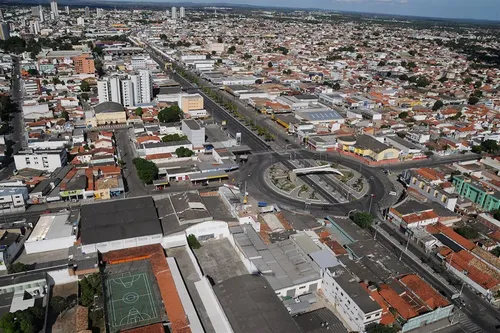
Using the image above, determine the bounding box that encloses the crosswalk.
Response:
[458,313,483,333]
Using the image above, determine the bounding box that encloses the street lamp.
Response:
[369,194,375,213]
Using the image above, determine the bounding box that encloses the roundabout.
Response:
[240,150,395,216]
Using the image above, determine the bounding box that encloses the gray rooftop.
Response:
[231,226,320,290]
[327,266,382,314]
[183,119,201,130]
[94,101,124,114]
[294,307,348,333]
[213,274,302,333]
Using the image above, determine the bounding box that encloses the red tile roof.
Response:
[426,223,475,251]
[399,274,450,309]
[378,285,419,320]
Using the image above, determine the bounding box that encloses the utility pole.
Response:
[399,233,410,261]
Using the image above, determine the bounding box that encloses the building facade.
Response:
[14,149,67,172]
[72,54,95,74]
[452,175,500,211]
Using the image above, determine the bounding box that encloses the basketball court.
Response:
[103,262,165,333]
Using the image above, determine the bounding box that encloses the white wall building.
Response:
[179,7,185,18]
[0,187,28,215]
[14,149,67,172]
[77,17,84,26]
[109,76,121,104]
[121,79,135,107]
[182,119,205,149]
[24,211,76,254]
[323,266,382,332]
[138,70,152,104]
[171,6,177,19]
[50,1,59,18]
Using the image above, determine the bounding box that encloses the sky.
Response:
[163,0,500,21]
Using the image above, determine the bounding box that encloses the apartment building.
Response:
[72,54,95,74]
[452,175,500,211]
[14,149,67,172]
[182,119,205,149]
[0,187,29,214]
[323,266,382,332]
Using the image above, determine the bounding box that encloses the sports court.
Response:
[103,261,166,333]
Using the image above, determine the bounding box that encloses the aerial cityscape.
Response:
[0,1,498,333]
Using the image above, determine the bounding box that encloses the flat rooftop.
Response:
[26,212,73,243]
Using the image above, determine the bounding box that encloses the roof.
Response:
[213,274,302,333]
[399,274,450,309]
[293,307,348,333]
[94,101,125,114]
[80,197,162,245]
[183,119,201,130]
[354,135,393,153]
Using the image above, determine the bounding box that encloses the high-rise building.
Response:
[50,1,59,18]
[31,6,40,17]
[109,77,121,105]
[121,80,135,107]
[84,6,90,17]
[0,23,10,41]
[138,70,152,104]
[96,8,104,18]
[130,75,141,106]
[65,6,69,15]
[73,54,95,74]
[165,10,170,17]
[171,6,177,20]
[30,21,40,35]
[77,17,84,26]
[39,7,44,22]
[0,9,4,20]
[179,7,185,19]
[97,80,110,104]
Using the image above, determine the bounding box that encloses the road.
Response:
[115,128,148,197]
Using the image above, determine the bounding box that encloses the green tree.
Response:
[133,158,159,184]
[454,226,479,239]
[398,111,409,119]
[175,147,194,157]
[366,323,398,333]
[162,134,187,142]
[92,46,103,56]
[492,209,500,221]
[471,145,483,154]
[268,61,273,68]
[432,100,444,111]
[158,105,183,123]
[227,45,236,54]
[464,77,473,84]
[134,107,143,116]
[27,69,39,76]
[399,74,409,81]
[80,81,91,92]
[481,139,498,153]
[352,212,373,229]
[187,234,201,249]
[490,247,500,257]
[61,110,69,121]
[8,262,28,274]
[468,95,479,105]
[50,296,68,315]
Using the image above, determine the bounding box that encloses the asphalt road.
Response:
[115,128,148,197]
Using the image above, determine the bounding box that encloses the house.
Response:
[340,134,400,162]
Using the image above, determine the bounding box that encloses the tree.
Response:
[175,147,194,157]
[481,139,498,153]
[267,61,273,68]
[27,69,39,76]
[80,81,90,92]
[50,296,68,315]
[464,77,473,84]
[80,93,89,101]
[187,234,201,249]
[162,134,187,142]
[366,323,398,333]
[490,247,500,257]
[454,226,479,239]
[61,110,69,121]
[92,46,103,56]
[471,145,483,154]
[399,74,409,81]
[158,104,183,123]
[227,45,236,54]
[468,95,479,105]
[492,209,500,221]
[0,306,44,333]
[432,100,444,111]
[8,262,28,274]
[134,107,143,116]
[398,111,409,119]
[133,158,159,184]
[352,212,373,229]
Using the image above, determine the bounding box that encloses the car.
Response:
[389,191,397,196]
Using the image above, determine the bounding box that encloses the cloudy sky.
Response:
[164,0,499,21]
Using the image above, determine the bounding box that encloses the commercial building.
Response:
[72,54,95,74]
[339,135,400,162]
[0,187,28,214]
[323,266,383,332]
[178,94,204,117]
[80,197,163,253]
[214,274,302,333]
[0,272,48,315]
[93,101,127,125]
[14,148,68,172]
[24,211,77,254]
[182,119,205,149]
[452,175,500,211]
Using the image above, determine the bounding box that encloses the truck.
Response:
[257,202,268,207]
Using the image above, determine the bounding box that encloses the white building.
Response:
[171,6,177,19]
[24,211,77,254]
[182,119,205,149]
[121,79,135,107]
[22,104,52,121]
[14,149,67,172]
[50,1,59,18]
[179,7,185,18]
[323,267,383,332]
[138,70,152,103]
[76,17,84,26]
[30,21,40,35]
[96,8,104,18]
[109,76,121,104]
[131,57,147,69]
[0,187,29,215]
[65,6,69,14]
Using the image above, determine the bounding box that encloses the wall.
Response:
[47,268,78,285]
[402,305,454,332]
[25,235,76,254]
[82,233,163,254]
[275,279,322,298]
[195,277,234,333]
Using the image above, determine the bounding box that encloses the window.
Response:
[366,315,371,320]
[299,285,307,289]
